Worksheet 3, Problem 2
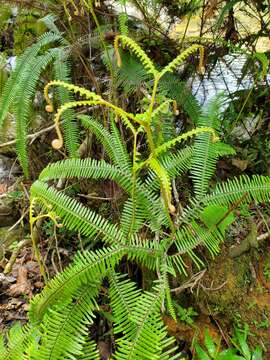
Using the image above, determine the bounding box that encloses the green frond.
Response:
[120,198,146,238]
[38,285,99,359]
[37,157,162,231]
[162,259,177,320]
[159,73,201,124]
[78,115,119,164]
[31,180,126,244]
[171,221,222,276]
[109,272,141,334]
[159,44,202,78]
[1,323,37,360]
[29,246,126,322]
[0,32,61,127]
[39,157,132,190]
[15,52,54,177]
[146,147,193,191]
[116,52,149,95]
[118,12,129,36]
[213,142,236,157]
[53,49,80,157]
[78,340,100,359]
[110,120,132,170]
[115,277,178,359]
[115,35,158,77]
[155,127,218,157]
[127,236,163,270]
[39,14,63,38]
[191,95,224,198]
[206,175,270,206]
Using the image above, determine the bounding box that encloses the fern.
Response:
[206,175,270,206]
[15,52,55,177]
[0,32,61,127]
[159,44,203,78]
[31,180,126,245]
[114,35,158,76]
[191,95,224,199]
[38,285,99,359]
[3,35,270,360]
[29,246,126,322]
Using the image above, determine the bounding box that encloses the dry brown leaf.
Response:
[8,267,32,297]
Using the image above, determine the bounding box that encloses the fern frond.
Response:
[146,147,193,191]
[191,95,224,198]
[38,285,99,359]
[0,32,61,127]
[155,127,219,157]
[159,44,203,78]
[120,198,146,238]
[38,157,162,231]
[44,80,102,109]
[116,52,149,95]
[213,142,236,156]
[78,115,119,164]
[1,323,37,360]
[109,272,141,334]
[15,52,54,177]
[31,180,126,244]
[53,49,80,157]
[206,175,270,206]
[29,246,125,322]
[110,120,132,170]
[114,35,157,77]
[115,277,177,359]
[78,340,100,359]
[118,12,129,36]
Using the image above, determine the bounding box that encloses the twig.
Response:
[4,239,31,274]
[0,123,58,148]
[171,269,207,294]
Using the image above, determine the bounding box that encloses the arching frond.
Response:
[31,180,126,244]
[191,95,224,198]
[1,323,37,360]
[114,35,157,77]
[0,32,61,127]
[206,175,270,206]
[29,246,125,322]
[155,127,218,157]
[110,120,132,170]
[159,44,203,78]
[38,285,99,359]
[114,277,178,360]
[109,272,141,334]
[15,52,54,177]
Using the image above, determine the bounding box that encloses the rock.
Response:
[0,227,21,261]
[0,196,20,227]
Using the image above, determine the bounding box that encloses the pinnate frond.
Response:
[206,175,270,206]
[38,285,99,359]
[114,35,157,76]
[29,246,125,322]
[159,44,203,78]
[31,180,126,244]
